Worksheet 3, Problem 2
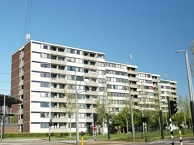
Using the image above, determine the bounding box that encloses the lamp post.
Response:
[105,79,110,139]
[74,69,79,145]
[157,79,164,139]
[176,49,194,134]
[129,80,135,140]
[48,63,52,141]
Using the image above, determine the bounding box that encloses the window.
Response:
[58,48,65,52]
[76,76,84,81]
[76,67,83,72]
[70,123,76,128]
[78,113,85,118]
[40,112,49,118]
[58,57,65,61]
[67,48,75,54]
[67,75,75,80]
[99,87,105,92]
[67,66,75,71]
[40,92,49,97]
[40,72,50,78]
[41,63,50,68]
[59,84,65,89]
[40,123,49,128]
[40,102,49,107]
[98,54,104,58]
[58,74,65,79]
[67,57,75,62]
[98,70,105,75]
[59,66,65,70]
[59,93,64,98]
[43,45,49,49]
[40,82,49,87]
[79,123,85,128]
[40,53,50,59]
[98,62,104,67]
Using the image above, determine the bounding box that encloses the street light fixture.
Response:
[176,49,194,135]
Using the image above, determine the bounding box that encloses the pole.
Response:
[159,110,164,139]
[167,97,174,145]
[184,50,194,135]
[49,65,51,141]
[169,118,174,145]
[81,131,84,145]
[1,117,2,141]
[81,136,84,145]
[129,81,135,140]
[105,79,110,139]
[75,70,79,145]
[126,118,129,135]
[144,122,147,142]
[179,131,183,145]
[157,81,164,139]
[106,113,110,139]
[94,129,96,141]
[2,95,5,139]
[49,126,51,141]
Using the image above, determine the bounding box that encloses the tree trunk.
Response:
[70,116,72,138]
[102,117,105,136]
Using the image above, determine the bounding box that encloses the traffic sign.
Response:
[93,125,97,130]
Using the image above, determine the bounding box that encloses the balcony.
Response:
[52,118,69,122]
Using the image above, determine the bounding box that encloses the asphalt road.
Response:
[0,139,193,145]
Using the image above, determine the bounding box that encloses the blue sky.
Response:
[0,0,194,98]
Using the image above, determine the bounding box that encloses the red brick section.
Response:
[11,50,20,124]
[11,41,32,132]
[23,42,31,132]
[0,125,18,133]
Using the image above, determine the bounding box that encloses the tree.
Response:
[95,78,113,136]
[65,86,76,138]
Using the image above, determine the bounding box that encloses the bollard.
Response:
[1,122,2,141]
[81,131,84,145]
[93,125,97,141]
[179,131,183,145]
[94,130,96,141]
[169,118,174,145]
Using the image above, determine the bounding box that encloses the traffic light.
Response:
[170,100,178,115]
[49,119,52,127]
[93,113,97,125]
[142,117,148,123]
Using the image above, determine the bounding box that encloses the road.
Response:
[0,138,193,145]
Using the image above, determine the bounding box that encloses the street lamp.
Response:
[176,49,194,134]
[157,79,164,139]
[129,81,135,140]
[105,79,110,139]
[74,69,79,145]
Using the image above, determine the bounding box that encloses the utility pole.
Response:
[2,95,5,139]
[129,80,135,140]
[176,50,194,135]
[105,82,110,139]
[157,80,164,139]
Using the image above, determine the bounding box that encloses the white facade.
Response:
[12,40,178,133]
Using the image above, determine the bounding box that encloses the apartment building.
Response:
[137,72,178,114]
[11,40,177,133]
[159,79,178,112]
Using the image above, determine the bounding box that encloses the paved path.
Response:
[0,138,193,145]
